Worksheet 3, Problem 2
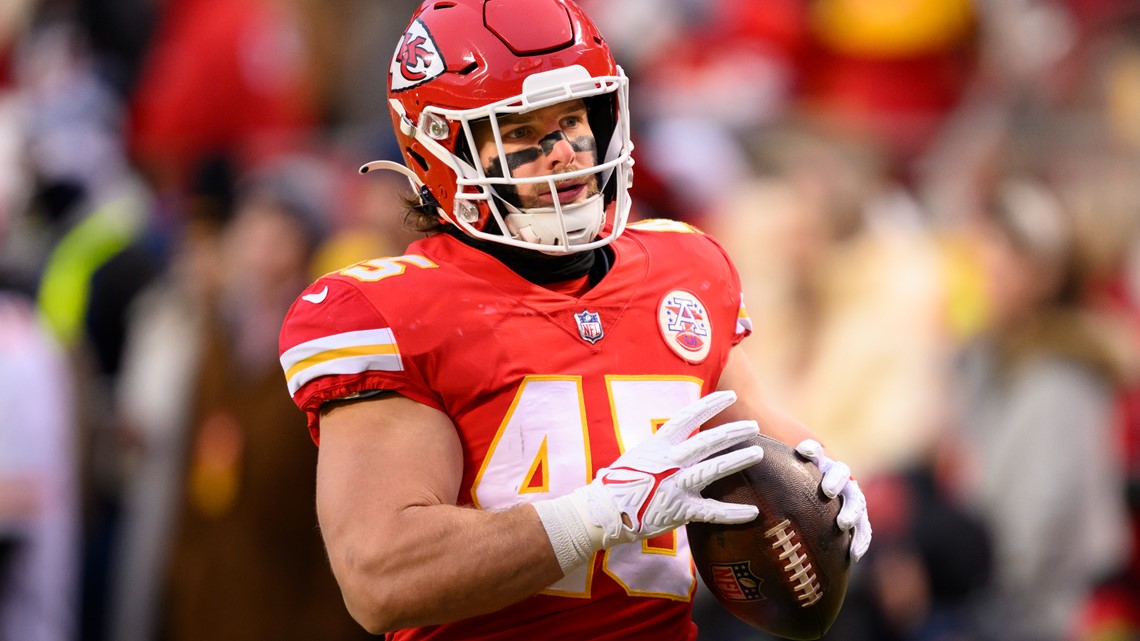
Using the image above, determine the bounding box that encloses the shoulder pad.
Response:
[326,254,441,285]
[627,219,705,234]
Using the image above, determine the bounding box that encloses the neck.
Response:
[443,226,611,286]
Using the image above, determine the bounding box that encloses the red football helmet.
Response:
[364,0,633,253]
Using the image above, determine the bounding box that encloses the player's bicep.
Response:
[315,394,463,551]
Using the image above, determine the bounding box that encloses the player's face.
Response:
[472,99,600,209]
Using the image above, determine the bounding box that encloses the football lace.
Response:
[765,519,823,607]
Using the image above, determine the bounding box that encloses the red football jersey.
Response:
[279,220,753,641]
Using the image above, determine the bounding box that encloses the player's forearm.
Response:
[314,396,567,632]
[730,393,817,448]
[715,348,817,447]
[324,501,563,634]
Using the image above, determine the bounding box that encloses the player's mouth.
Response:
[537,181,588,206]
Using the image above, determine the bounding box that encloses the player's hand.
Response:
[572,391,764,548]
[795,439,872,562]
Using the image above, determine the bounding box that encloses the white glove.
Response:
[535,391,764,572]
[574,390,765,546]
[795,439,872,562]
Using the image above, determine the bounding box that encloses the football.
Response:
[687,435,851,640]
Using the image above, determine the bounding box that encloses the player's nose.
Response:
[540,130,576,166]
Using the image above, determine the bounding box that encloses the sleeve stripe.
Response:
[284,343,400,382]
[736,294,753,334]
[285,353,403,395]
[280,328,403,395]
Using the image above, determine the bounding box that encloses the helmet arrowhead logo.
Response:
[390,19,446,92]
[398,36,433,80]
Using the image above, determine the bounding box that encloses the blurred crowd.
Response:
[0,0,1139,640]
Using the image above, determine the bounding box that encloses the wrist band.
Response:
[533,495,603,575]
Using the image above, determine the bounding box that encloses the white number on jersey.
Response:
[471,375,704,600]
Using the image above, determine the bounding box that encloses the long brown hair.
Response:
[399,191,447,234]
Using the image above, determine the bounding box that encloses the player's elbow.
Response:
[340,581,406,633]
[343,594,399,636]
[342,600,387,635]
[335,554,424,634]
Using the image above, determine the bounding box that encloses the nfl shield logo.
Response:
[710,562,765,602]
[574,310,604,344]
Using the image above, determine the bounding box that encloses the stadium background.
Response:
[1,0,1139,639]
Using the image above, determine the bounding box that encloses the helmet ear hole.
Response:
[408,149,430,173]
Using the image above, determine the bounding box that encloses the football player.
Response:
[278,1,871,638]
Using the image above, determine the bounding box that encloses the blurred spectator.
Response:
[311,167,420,279]
[0,0,35,89]
[802,0,978,165]
[76,0,159,97]
[3,0,1140,638]
[950,178,1133,641]
[587,0,980,213]
[6,24,163,641]
[295,0,422,149]
[110,155,366,641]
[704,126,951,479]
[695,125,965,640]
[844,466,993,641]
[0,15,80,641]
[128,0,318,199]
[0,292,79,641]
[1053,34,1140,640]
[0,61,30,288]
[14,25,160,366]
[106,154,234,641]
[582,0,803,221]
[1072,130,1140,641]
